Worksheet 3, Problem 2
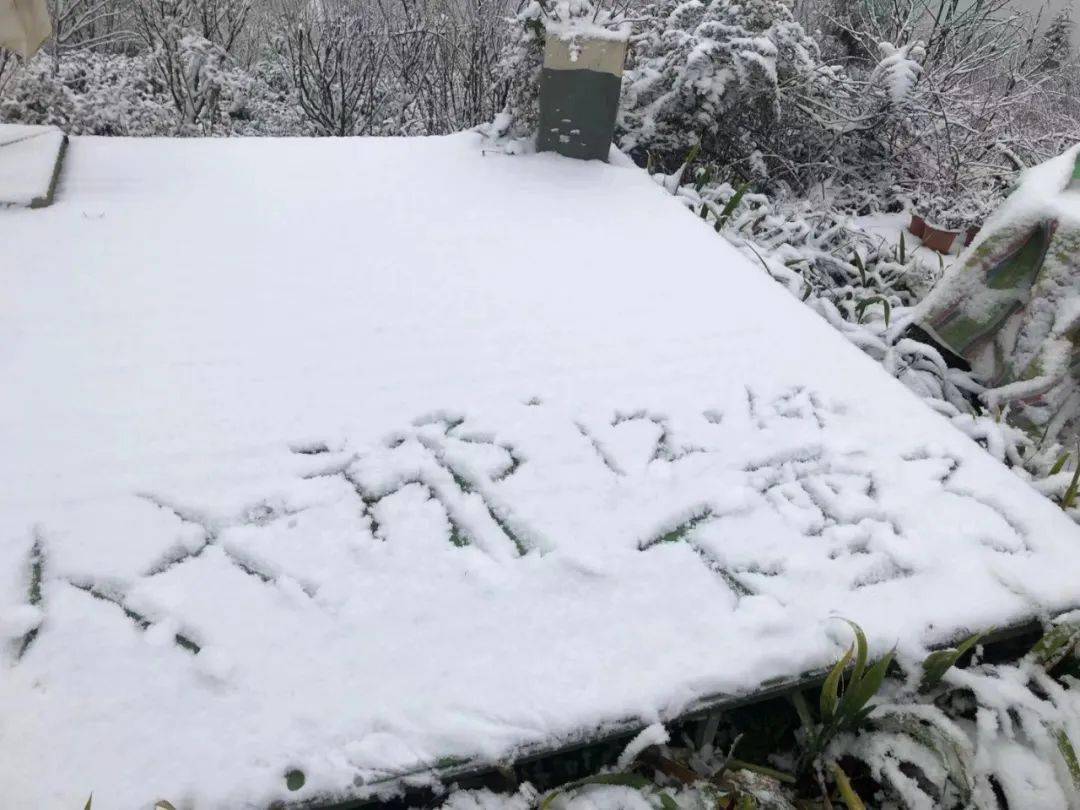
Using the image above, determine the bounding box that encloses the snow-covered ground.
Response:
[3,133,1080,809]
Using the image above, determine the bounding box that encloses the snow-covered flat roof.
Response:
[3,133,1079,808]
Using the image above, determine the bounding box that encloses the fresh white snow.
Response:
[0,124,64,207]
[2,132,1080,809]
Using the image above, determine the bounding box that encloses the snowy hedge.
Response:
[618,0,828,178]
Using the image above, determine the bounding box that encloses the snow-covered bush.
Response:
[831,646,1080,808]
[618,0,831,180]
[214,57,308,136]
[132,0,252,129]
[0,48,305,135]
[377,0,510,136]
[482,5,544,144]
[868,40,924,106]
[0,50,174,134]
[807,0,1080,196]
[913,181,1006,232]
[271,3,389,137]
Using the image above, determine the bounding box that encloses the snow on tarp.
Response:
[2,133,1079,809]
[916,146,1080,443]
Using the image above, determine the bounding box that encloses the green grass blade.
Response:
[1056,729,1080,790]
[820,644,854,722]
[837,621,870,717]
[791,688,814,731]
[855,296,891,326]
[920,631,986,692]
[829,761,866,810]
[840,649,894,723]
[717,181,750,229]
[853,252,867,286]
[1031,621,1080,671]
[681,143,700,176]
[1063,449,1080,509]
[1051,452,1070,475]
[843,620,869,687]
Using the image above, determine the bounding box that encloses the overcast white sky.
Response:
[958,0,1077,41]
[1014,0,1076,27]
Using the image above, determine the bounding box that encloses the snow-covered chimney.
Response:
[537,33,628,161]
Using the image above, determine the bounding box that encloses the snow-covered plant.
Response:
[1040,7,1075,73]
[0,47,308,135]
[0,50,175,134]
[829,616,1080,809]
[868,40,924,106]
[133,0,251,128]
[373,0,508,136]
[482,3,546,145]
[795,0,1080,206]
[788,620,895,785]
[46,0,130,73]
[618,0,830,179]
[911,168,1009,233]
[220,58,308,136]
[272,0,389,137]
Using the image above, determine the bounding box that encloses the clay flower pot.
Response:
[964,225,980,246]
[922,222,962,254]
[909,212,927,238]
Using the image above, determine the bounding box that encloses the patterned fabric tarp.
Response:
[917,147,1080,441]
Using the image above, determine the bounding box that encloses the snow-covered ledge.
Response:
[0,125,68,209]
[537,22,628,161]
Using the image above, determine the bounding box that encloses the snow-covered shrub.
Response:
[270,1,391,137]
[1040,8,1074,73]
[0,48,305,135]
[913,181,1006,232]
[0,50,174,134]
[868,40,924,107]
[829,616,1080,809]
[804,0,1080,198]
[218,57,308,136]
[132,0,253,128]
[482,5,545,145]
[618,0,832,180]
[377,0,510,136]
